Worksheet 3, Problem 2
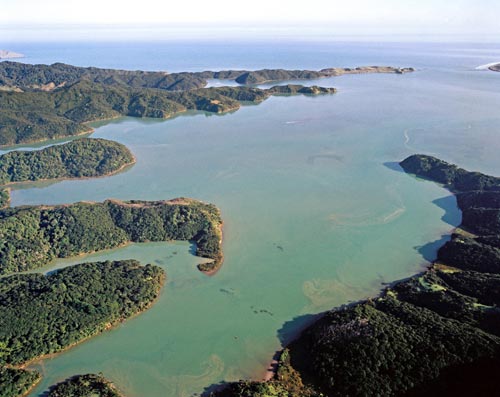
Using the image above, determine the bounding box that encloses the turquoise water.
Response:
[1,41,500,396]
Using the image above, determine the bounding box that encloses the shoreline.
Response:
[2,198,224,279]
[20,375,42,397]
[0,128,93,150]
[0,63,413,149]
[1,156,136,191]
[200,221,225,276]
[243,155,492,392]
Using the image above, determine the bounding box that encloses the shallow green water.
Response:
[6,62,500,396]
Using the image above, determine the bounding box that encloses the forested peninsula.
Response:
[0,195,222,396]
[0,198,223,275]
[0,260,164,397]
[212,155,500,397]
[0,62,415,146]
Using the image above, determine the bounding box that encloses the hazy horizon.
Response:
[2,0,499,43]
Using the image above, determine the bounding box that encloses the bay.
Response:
[1,40,499,396]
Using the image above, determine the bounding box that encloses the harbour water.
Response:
[1,40,500,396]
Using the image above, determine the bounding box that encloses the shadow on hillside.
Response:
[415,234,452,263]
[432,195,461,227]
[383,161,405,173]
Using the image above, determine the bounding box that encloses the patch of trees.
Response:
[0,138,134,185]
[0,260,164,365]
[211,349,318,397]
[0,189,9,209]
[0,367,40,397]
[46,373,122,397]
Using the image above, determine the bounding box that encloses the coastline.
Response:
[213,155,500,396]
[19,375,42,397]
[0,62,413,148]
[0,62,422,396]
[199,221,225,276]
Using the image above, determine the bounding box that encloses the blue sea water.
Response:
[1,39,500,396]
[4,40,500,73]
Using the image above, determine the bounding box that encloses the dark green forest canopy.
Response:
[212,155,500,397]
[401,154,500,235]
[400,154,500,193]
[46,374,123,397]
[0,260,164,365]
[0,138,134,185]
[0,189,9,209]
[0,367,40,397]
[0,198,223,275]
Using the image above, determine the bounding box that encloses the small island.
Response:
[0,50,24,60]
[212,155,500,396]
[0,138,135,185]
[0,138,135,209]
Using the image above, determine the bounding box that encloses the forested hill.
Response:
[0,260,164,365]
[0,61,413,92]
[211,155,500,397]
[0,367,41,397]
[0,198,223,275]
[0,61,208,92]
[0,138,134,185]
[0,79,335,146]
[399,154,500,192]
[0,62,416,146]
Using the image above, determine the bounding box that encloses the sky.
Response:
[1,0,500,41]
